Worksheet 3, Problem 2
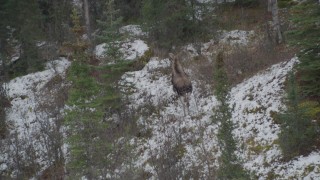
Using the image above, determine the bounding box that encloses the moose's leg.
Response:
[184,94,191,116]
[179,96,186,117]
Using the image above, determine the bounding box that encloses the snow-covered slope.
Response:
[120,54,320,179]
[1,58,70,177]
[2,26,320,179]
[0,25,150,178]
[230,58,320,179]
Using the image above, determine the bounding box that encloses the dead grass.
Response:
[217,2,270,31]
[224,42,296,85]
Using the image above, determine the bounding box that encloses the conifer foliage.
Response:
[287,1,320,99]
[212,52,250,180]
[277,72,319,160]
[0,0,44,77]
[64,6,136,178]
[142,0,213,49]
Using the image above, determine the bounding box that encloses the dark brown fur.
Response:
[169,53,192,109]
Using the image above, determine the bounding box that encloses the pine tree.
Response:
[116,0,142,22]
[277,72,318,160]
[38,0,73,44]
[286,1,320,99]
[142,0,213,49]
[213,52,250,180]
[65,9,108,178]
[1,0,44,76]
[65,7,135,178]
[96,0,123,61]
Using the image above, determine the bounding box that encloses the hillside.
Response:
[1,0,320,179]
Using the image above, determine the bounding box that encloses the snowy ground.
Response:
[94,39,149,61]
[1,58,70,177]
[230,58,320,179]
[119,43,320,178]
[1,25,149,178]
[2,26,320,179]
[95,25,149,62]
[119,55,320,179]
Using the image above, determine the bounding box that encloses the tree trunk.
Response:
[268,0,283,44]
[83,0,93,54]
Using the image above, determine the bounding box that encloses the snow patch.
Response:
[94,39,149,61]
[120,54,320,179]
[120,40,149,60]
[94,43,107,58]
[1,58,71,176]
[119,25,146,37]
[220,30,254,46]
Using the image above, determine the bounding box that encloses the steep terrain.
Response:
[1,26,320,179]
[118,31,320,178]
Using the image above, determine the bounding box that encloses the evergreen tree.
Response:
[213,52,250,180]
[1,0,44,76]
[142,0,213,49]
[38,0,73,44]
[116,0,142,22]
[277,72,318,160]
[234,0,260,7]
[64,9,107,178]
[96,0,123,61]
[65,7,135,178]
[286,0,320,99]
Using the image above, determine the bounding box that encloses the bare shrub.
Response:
[0,80,8,139]
[33,75,68,179]
[149,124,186,180]
[8,130,41,179]
[224,42,295,85]
[0,60,9,139]
[149,44,170,59]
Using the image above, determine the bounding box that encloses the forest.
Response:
[0,0,320,179]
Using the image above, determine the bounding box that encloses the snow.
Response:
[95,25,149,61]
[120,55,220,178]
[219,30,255,46]
[119,25,147,37]
[2,28,320,179]
[120,40,149,60]
[120,57,173,107]
[6,58,70,121]
[94,39,149,61]
[94,43,107,58]
[229,57,318,179]
[120,50,320,178]
[1,58,71,177]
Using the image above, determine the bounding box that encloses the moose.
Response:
[169,53,193,116]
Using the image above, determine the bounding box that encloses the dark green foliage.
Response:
[65,61,109,177]
[0,80,8,139]
[297,47,320,99]
[65,59,136,178]
[38,0,72,43]
[277,72,318,160]
[0,0,74,78]
[213,52,230,102]
[213,52,250,180]
[234,0,260,7]
[280,1,320,160]
[96,0,124,59]
[142,0,214,49]
[65,8,138,178]
[0,0,44,78]
[116,0,142,22]
[278,0,297,8]
[286,1,320,99]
